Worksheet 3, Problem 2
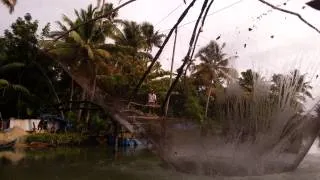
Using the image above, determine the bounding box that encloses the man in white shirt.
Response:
[147,90,157,114]
[148,90,157,106]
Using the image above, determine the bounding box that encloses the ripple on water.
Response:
[1,142,320,180]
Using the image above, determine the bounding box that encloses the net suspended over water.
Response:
[52,50,320,176]
[157,76,320,176]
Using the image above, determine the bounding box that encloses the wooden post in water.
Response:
[113,122,119,153]
[0,112,3,131]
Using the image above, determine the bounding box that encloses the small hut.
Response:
[9,118,40,132]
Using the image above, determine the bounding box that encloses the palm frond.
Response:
[0,62,24,73]
[74,9,81,20]
[86,45,95,60]
[10,84,30,95]
[0,79,30,95]
[0,79,9,88]
[69,31,85,46]
[62,14,75,28]
[95,48,111,58]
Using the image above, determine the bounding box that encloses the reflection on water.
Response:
[1,141,320,180]
[0,149,25,164]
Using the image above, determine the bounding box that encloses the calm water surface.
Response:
[2,143,320,180]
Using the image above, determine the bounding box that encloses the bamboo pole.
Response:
[164,28,178,116]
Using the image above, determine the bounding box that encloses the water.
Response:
[1,141,320,180]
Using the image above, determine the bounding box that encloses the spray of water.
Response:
[157,69,320,176]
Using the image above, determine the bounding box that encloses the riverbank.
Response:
[25,133,89,147]
[0,127,28,144]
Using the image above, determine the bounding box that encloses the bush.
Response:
[26,133,88,146]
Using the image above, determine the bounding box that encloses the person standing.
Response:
[148,90,157,106]
[147,90,157,114]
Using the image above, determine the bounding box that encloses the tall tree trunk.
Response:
[85,68,98,128]
[164,28,178,116]
[132,0,198,100]
[69,80,74,112]
[205,86,212,118]
[162,0,212,111]
[77,90,86,123]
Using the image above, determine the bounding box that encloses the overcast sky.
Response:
[1,0,320,107]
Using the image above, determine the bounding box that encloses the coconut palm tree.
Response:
[112,21,164,60]
[112,21,146,59]
[49,4,112,100]
[1,0,16,13]
[271,69,313,106]
[0,61,29,98]
[290,69,313,102]
[192,40,237,118]
[239,69,265,93]
[48,4,112,125]
[109,20,165,87]
[140,22,165,52]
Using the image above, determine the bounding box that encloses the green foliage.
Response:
[26,133,88,145]
[192,40,238,87]
[0,13,74,118]
[184,93,204,123]
[90,113,110,134]
[66,111,77,122]
[25,147,82,160]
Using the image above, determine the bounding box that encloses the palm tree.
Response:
[140,22,165,52]
[49,4,112,100]
[290,69,313,102]
[112,21,146,59]
[239,69,265,93]
[0,79,29,94]
[112,21,164,60]
[271,69,313,107]
[1,0,16,14]
[49,4,112,124]
[192,40,237,118]
[109,20,165,87]
[0,61,29,99]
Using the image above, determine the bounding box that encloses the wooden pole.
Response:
[114,123,118,152]
[0,112,3,131]
[164,28,178,116]
[132,0,197,100]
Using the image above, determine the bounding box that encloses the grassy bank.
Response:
[25,133,89,146]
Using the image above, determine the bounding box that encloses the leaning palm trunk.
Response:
[77,90,86,123]
[85,68,98,128]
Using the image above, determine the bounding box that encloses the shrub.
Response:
[26,133,88,146]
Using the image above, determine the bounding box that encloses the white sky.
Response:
[1,0,320,108]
